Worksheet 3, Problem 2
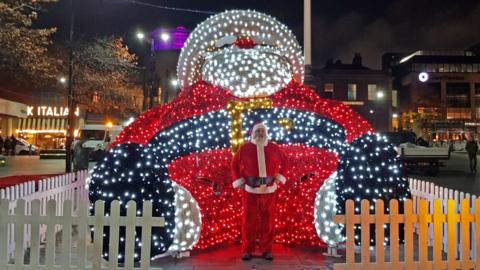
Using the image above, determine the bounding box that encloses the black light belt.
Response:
[246,176,274,188]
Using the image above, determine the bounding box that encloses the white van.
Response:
[73,124,123,171]
[75,124,122,151]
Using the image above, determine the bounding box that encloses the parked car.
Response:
[384,132,450,176]
[15,138,38,155]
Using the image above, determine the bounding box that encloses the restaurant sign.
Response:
[27,106,80,117]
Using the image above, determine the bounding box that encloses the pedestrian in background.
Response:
[466,135,479,173]
[10,135,17,155]
[0,136,3,154]
[3,137,11,155]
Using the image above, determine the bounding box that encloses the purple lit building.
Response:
[148,26,190,105]
[149,26,189,52]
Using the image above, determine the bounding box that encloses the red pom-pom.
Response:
[234,36,256,49]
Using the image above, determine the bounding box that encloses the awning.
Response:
[0,98,28,118]
[18,118,67,132]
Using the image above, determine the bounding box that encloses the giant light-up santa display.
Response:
[87,9,411,261]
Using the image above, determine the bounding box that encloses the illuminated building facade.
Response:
[383,50,480,140]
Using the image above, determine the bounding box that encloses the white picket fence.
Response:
[409,178,478,259]
[0,199,165,269]
[0,170,88,261]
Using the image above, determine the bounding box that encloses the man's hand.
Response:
[274,174,281,184]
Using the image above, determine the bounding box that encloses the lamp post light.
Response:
[136,30,153,110]
[376,91,385,99]
[59,76,67,84]
[136,31,145,41]
[170,78,178,87]
[160,32,170,42]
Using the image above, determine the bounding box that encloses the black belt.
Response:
[246,176,274,188]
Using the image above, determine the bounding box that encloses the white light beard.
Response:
[201,46,293,98]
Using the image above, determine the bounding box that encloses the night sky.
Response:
[34,0,480,69]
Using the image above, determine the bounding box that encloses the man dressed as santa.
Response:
[231,122,288,261]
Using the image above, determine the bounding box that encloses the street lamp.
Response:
[135,30,154,110]
[170,78,178,87]
[136,31,145,41]
[59,76,67,84]
[160,32,170,42]
[376,91,384,99]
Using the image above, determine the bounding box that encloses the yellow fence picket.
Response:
[447,200,457,269]
[375,200,386,269]
[433,199,445,269]
[460,199,472,269]
[361,200,372,268]
[345,200,355,269]
[389,200,400,270]
[475,199,480,269]
[418,199,429,269]
[404,199,415,269]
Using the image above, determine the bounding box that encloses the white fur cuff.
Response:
[232,178,245,188]
[277,174,286,184]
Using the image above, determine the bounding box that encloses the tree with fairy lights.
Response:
[87,9,411,262]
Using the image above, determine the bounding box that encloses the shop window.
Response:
[447,108,471,119]
[324,83,334,99]
[347,84,357,101]
[392,90,398,107]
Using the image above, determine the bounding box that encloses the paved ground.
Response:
[0,155,65,178]
[151,244,343,270]
[411,152,480,196]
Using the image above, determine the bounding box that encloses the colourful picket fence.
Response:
[333,198,480,269]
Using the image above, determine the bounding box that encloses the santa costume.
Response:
[231,122,288,259]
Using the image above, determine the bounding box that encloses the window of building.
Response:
[474,64,479,73]
[447,108,471,119]
[446,83,470,107]
[347,84,357,100]
[392,90,398,107]
[475,83,480,95]
[324,83,334,99]
[367,84,377,100]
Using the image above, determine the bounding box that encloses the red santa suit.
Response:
[231,122,288,255]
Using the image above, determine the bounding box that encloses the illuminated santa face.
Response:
[177,10,305,93]
[202,45,292,98]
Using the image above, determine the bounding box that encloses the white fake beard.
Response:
[201,46,292,98]
[253,136,268,146]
